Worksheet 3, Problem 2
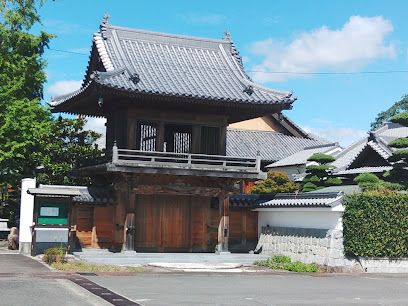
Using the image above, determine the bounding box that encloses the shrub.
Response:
[254,255,318,272]
[251,171,298,194]
[286,261,318,273]
[43,246,67,264]
[343,193,408,257]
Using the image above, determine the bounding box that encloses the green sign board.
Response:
[37,202,68,225]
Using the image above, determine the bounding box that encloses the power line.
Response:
[47,47,408,76]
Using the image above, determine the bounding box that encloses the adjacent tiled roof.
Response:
[335,166,392,175]
[28,185,115,205]
[229,193,276,208]
[226,129,327,162]
[266,143,341,168]
[255,192,343,208]
[51,20,295,108]
[332,123,408,175]
[308,185,361,194]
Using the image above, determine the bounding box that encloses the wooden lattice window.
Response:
[164,124,192,153]
[137,122,157,151]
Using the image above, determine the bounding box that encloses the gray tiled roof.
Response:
[28,185,115,205]
[226,129,327,162]
[335,166,392,175]
[266,143,341,168]
[308,185,361,194]
[255,192,343,208]
[51,21,295,107]
[332,123,408,174]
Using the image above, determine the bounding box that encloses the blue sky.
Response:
[38,0,408,146]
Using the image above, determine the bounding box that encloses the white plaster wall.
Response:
[258,210,342,232]
[19,178,36,250]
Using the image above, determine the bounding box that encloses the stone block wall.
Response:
[256,226,350,267]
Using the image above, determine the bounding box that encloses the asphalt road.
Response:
[1,253,408,306]
[88,273,408,306]
[0,254,110,306]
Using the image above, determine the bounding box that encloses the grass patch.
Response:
[254,255,318,273]
[51,261,144,273]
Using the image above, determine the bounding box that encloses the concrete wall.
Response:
[254,208,360,268]
[258,210,341,231]
[19,178,36,254]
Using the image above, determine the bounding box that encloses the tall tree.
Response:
[371,95,408,130]
[0,0,53,187]
[302,153,342,192]
[0,1,104,225]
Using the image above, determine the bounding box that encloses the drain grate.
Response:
[69,275,141,306]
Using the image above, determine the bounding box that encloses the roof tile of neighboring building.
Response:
[51,20,296,108]
[266,143,341,168]
[255,192,343,208]
[226,129,328,163]
[332,123,408,173]
[28,185,115,205]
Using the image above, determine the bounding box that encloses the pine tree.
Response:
[302,153,342,192]
[386,111,408,186]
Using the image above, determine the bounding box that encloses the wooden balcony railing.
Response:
[111,143,261,173]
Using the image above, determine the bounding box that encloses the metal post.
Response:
[112,141,119,163]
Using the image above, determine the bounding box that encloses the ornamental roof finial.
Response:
[223,30,231,41]
[102,13,110,25]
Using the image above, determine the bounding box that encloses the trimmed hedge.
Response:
[343,192,408,257]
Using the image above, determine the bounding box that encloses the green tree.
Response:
[0,1,104,225]
[250,171,298,194]
[371,95,408,130]
[35,116,104,185]
[0,0,53,187]
[385,111,408,186]
[302,153,342,192]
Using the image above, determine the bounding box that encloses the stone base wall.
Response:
[359,258,408,273]
[256,226,355,268]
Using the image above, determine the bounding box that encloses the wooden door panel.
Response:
[94,207,114,248]
[191,196,209,251]
[135,195,160,251]
[161,195,189,251]
[76,206,93,248]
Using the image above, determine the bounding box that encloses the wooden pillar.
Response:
[157,122,165,151]
[192,125,201,153]
[216,192,230,254]
[124,179,136,252]
[219,126,227,155]
[241,209,247,247]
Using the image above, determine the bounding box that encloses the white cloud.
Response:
[47,80,82,96]
[180,13,226,25]
[302,125,367,147]
[84,117,106,149]
[250,16,395,82]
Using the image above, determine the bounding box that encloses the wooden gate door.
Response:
[160,195,189,251]
[135,195,160,251]
[75,206,93,248]
[135,195,190,252]
[94,207,114,249]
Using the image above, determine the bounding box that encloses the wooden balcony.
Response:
[107,143,265,179]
